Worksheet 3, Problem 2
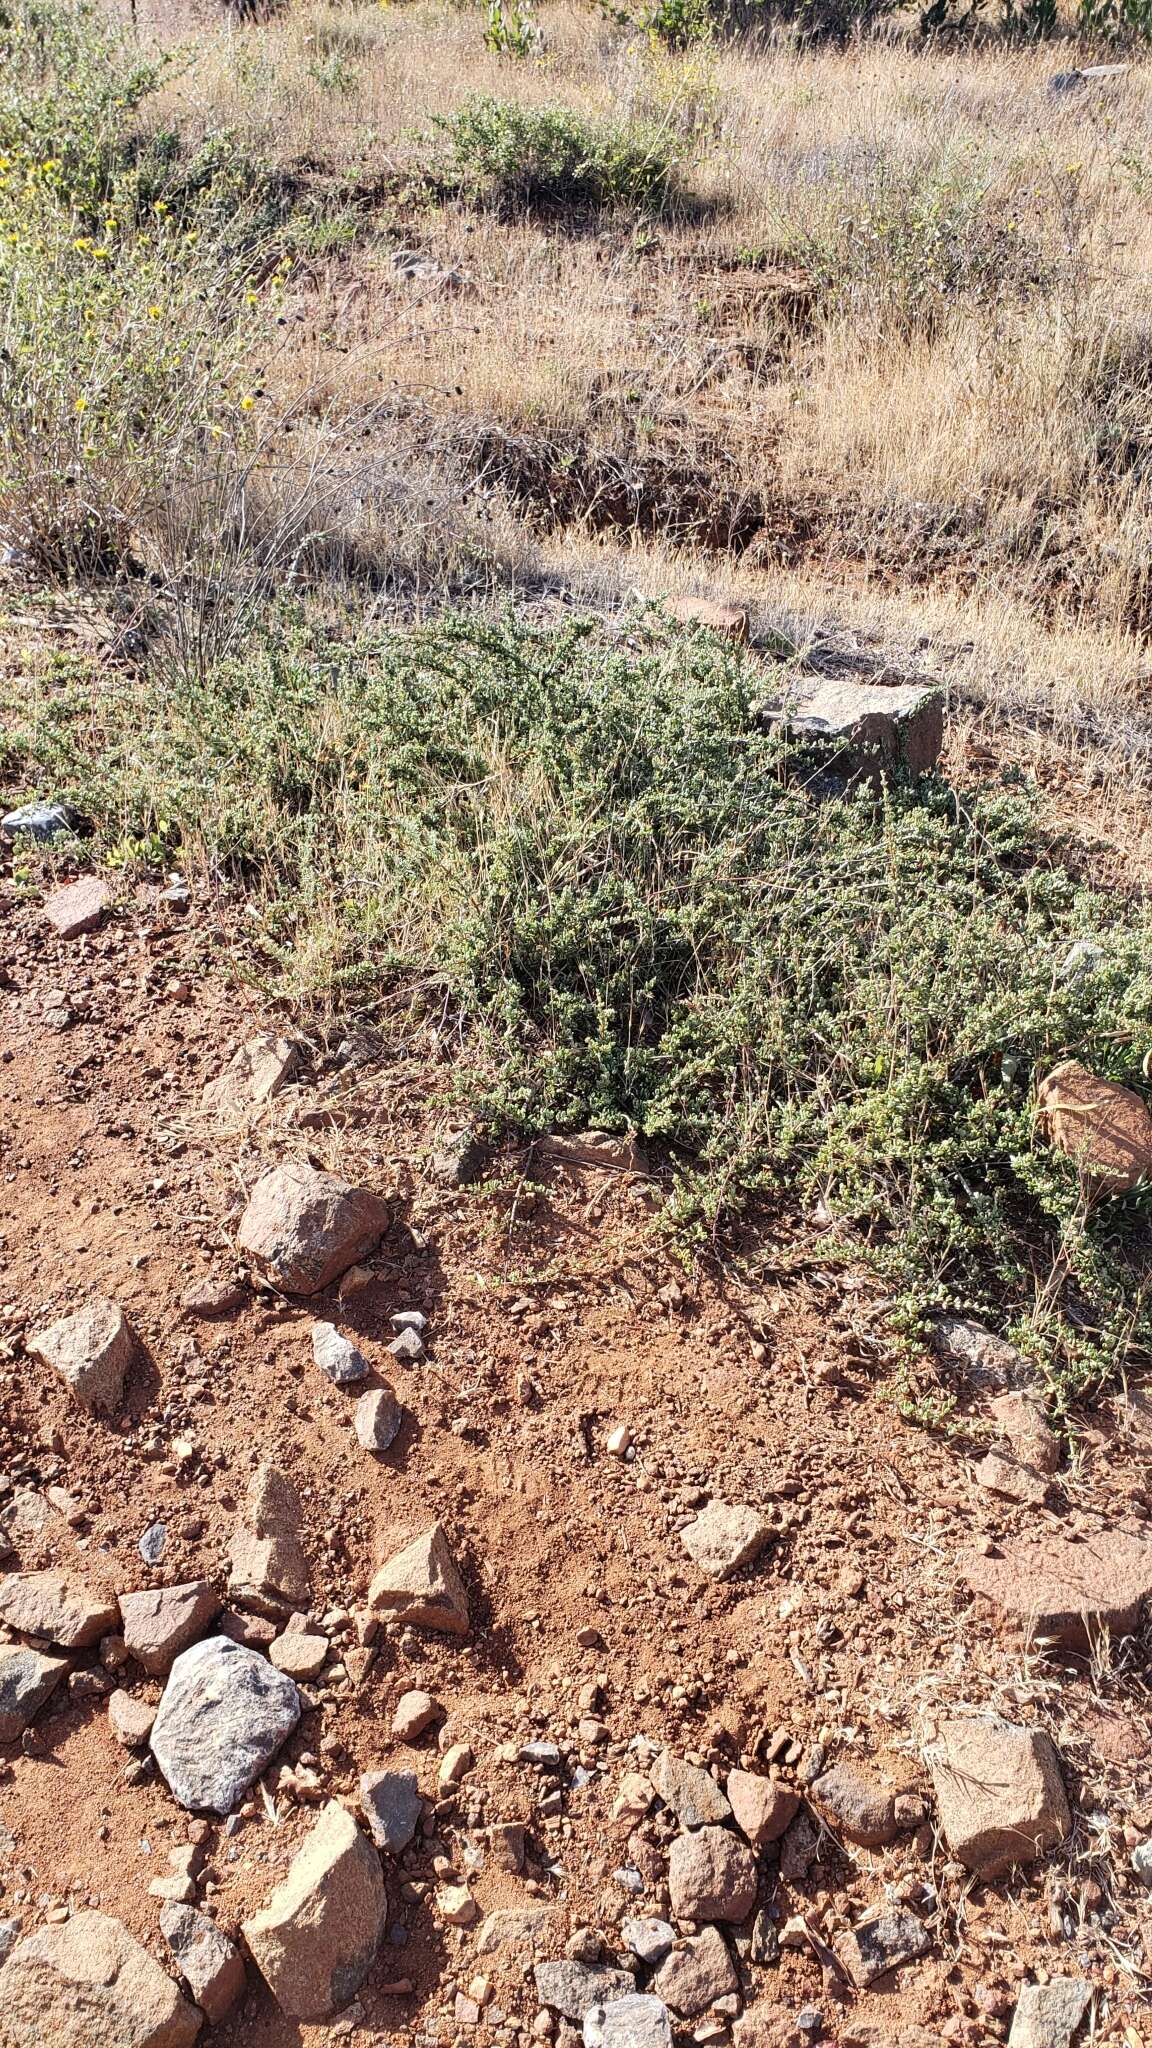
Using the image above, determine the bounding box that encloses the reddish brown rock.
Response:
[228,1465,311,1617]
[1037,1059,1152,1194]
[925,1719,1070,1878]
[236,1161,389,1294]
[160,1904,245,2024]
[725,1770,799,1848]
[808,1764,897,1848]
[120,1583,221,1677]
[0,1910,199,2046]
[964,1529,1152,1653]
[0,1569,118,1649]
[242,1800,386,2020]
[664,596,750,642]
[108,1690,157,1749]
[973,1452,1050,1508]
[28,1298,136,1414]
[44,876,109,940]
[988,1392,1059,1473]
[667,1826,758,1923]
[368,1524,468,1636]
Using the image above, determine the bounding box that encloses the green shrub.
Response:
[435,96,681,211]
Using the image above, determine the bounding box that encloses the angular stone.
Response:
[726,1770,799,1848]
[2,801,73,840]
[964,1530,1152,1653]
[28,1299,136,1415]
[236,1161,389,1294]
[974,1452,1049,1508]
[1037,1060,1152,1194]
[808,1765,897,1848]
[651,1750,731,1829]
[242,1801,386,2021]
[150,1635,300,1814]
[430,1126,488,1188]
[763,679,943,780]
[585,1995,672,2048]
[0,1644,69,1740]
[360,1768,422,1853]
[0,1569,118,1649]
[269,1632,328,1680]
[621,1918,675,1965]
[311,1321,369,1385]
[836,1909,931,1989]
[367,1524,469,1635]
[926,1719,1070,1878]
[392,1687,439,1742]
[667,1826,758,1923]
[542,1131,646,1174]
[108,1690,156,1749]
[181,1278,244,1319]
[355,1386,403,1452]
[476,1906,559,1955]
[988,1393,1059,1473]
[1007,1979,1092,2048]
[201,1035,299,1114]
[0,1910,199,2047]
[535,1961,636,2021]
[227,1464,310,1617]
[664,596,749,642]
[160,1904,245,2025]
[120,1583,221,1677]
[653,1926,737,2015]
[44,876,108,940]
[679,1502,771,1583]
[933,1318,1035,1393]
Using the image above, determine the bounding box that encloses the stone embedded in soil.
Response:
[835,1910,932,1989]
[360,1767,422,1853]
[650,1749,732,1829]
[622,1919,675,1965]
[227,1463,311,1618]
[476,1907,560,1955]
[0,1644,69,1740]
[974,1452,1050,1507]
[964,1529,1152,1653]
[679,1501,772,1583]
[27,1298,136,1415]
[585,1995,673,2048]
[664,596,749,643]
[150,1635,301,1814]
[808,1764,897,1848]
[354,1385,403,1452]
[0,1568,118,1648]
[367,1523,469,1635]
[932,1318,1035,1393]
[160,1904,246,2026]
[0,1909,200,2048]
[391,1687,439,1742]
[652,1927,738,2015]
[926,1719,1071,1879]
[44,876,108,940]
[311,1320,370,1385]
[1007,1978,1092,2048]
[181,1278,245,1319]
[430,1126,488,1188]
[242,1800,386,2021]
[1037,1058,1152,1194]
[725,1771,799,1848]
[667,1826,758,1923]
[535,1961,636,2022]
[761,678,944,781]
[119,1582,221,1677]
[269,1631,329,1680]
[108,1690,156,1749]
[988,1392,1059,1473]
[201,1033,299,1114]
[542,1130,646,1174]
[236,1160,389,1294]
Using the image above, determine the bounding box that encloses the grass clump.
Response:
[7,607,1152,1402]
[435,96,683,212]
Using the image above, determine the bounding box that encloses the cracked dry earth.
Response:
[1,872,1152,2048]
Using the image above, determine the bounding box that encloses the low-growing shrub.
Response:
[434,96,682,211]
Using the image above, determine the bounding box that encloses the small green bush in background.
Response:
[435,96,683,211]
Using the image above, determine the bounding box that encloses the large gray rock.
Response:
[585,1995,672,2048]
[0,1569,118,1648]
[0,1644,69,1740]
[761,678,943,781]
[242,1800,386,2020]
[0,1910,200,2046]
[650,1750,731,1829]
[534,1961,636,2021]
[1007,1979,1092,2048]
[1,802,73,841]
[27,1299,136,1414]
[150,1635,300,1813]
[160,1904,245,2025]
[236,1161,389,1294]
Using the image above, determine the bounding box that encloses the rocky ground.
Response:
[1,849,1152,2048]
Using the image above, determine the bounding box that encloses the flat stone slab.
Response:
[585,1994,672,2048]
[0,1569,118,1649]
[201,1034,299,1114]
[150,1635,300,1813]
[0,1910,200,2047]
[228,1464,311,1617]
[761,678,943,780]
[44,876,108,939]
[925,1718,1070,1878]
[964,1530,1152,1653]
[535,1961,636,2021]
[1007,1978,1092,2048]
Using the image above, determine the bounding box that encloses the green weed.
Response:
[434,96,683,211]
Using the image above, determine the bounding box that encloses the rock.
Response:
[808,1764,897,1847]
[679,1502,772,1583]
[389,1326,424,1363]
[653,1927,738,2014]
[585,1996,672,2048]
[0,1910,199,2047]
[621,1918,675,1965]
[28,1299,136,1415]
[963,1529,1152,1653]
[0,1644,69,1739]
[360,1768,422,1853]
[835,1910,931,1988]
[108,1690,156,1748]
[437,1884,478,1926]
[0,1569,118,1648]
[925,1719,1070,1878]
[542,1131,646,1174]
[1037,1059,1152,1194]
[242,1800,385,2021]
[150,1636,300,1813]
[933,1318,1035,1392]
[236,1161,389,1294]
[476,1907,560,1955]
[354,1385,403,1452]
[760,679,943,781]
[367,1524,469,1635]
[0,1920,20,1966]
[988,1392,1059,1472]
[119,1583,221,1677]
[269,1632,328,1680]
[1007,1979,1092,2048]
[227,1464,311,1617]
[667,1826,758,1923]
[181,1277,245,1319]
[485,1820,526,1871]
[159,1904,245,2025]
[725,1771,799,1848]
[201,1035,299,1114]
[430,1126,488,1188]
[1050,61,1128,91]
[392,1688,439,1742]
[2,801,74,840]
[138,1523,167,1565]
[973,1452,1049,1507]
[311,1320,369,1385]
[651,1750,732,1829]
[1133,1840,1152,1886]
[664,596,749,643]
[44,876,108,940]
[535,1962,636,2022]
